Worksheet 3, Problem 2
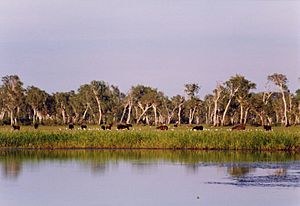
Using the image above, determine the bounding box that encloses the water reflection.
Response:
[1,159,22,179]
[0,149,299,187]
[227,166,253,177]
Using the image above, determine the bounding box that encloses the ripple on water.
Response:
[205,161,300,188]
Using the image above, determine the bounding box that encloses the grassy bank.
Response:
[0,126,299,151]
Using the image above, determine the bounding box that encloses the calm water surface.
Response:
[0,150,299,206]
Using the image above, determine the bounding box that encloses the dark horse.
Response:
[12,125,20,130]
[192,125,203,131]
[68,123,74,130]
[34,123,39,129]
[263,125,272,131]
[156,125,168,130]
[101,123,113,130]
[117,124,132,130]
[81,124,87,130]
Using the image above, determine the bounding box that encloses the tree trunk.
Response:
[240,104,244,124]
[188,107,196,125]
[243,107,249,124]
[213,100,219,126]
[275,111,279,124]
[82,105,89,121]
[120,104,127,123]
[62,109,67,124]
[177,106,182,125]
[221,98,232,126]
[281,89,288,126]
[126,103,132,124]
[95,96,102,125]
[33,108,37,124]
[0,110,5,120]
[152,105,158,126]
[10,110,14,125]
[259,114,264,125]
[136,103,150,124]
[37,111,43,124]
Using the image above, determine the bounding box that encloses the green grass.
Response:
[0,125,299,151]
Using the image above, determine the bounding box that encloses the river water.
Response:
[0,150,299,206]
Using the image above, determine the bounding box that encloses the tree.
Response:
[171,95,185,125]
[90,80,110,125]
[221,75,240,126]
[184,83,200,99]
[268,73,289,126]
[1,75,25,125]
[131,85,157,125]
[234,76,256,124]
[53,92,71,124]
[212,83,224,126]
[26,86,49,124]
[203,94,214,125]
[184,83,201,124]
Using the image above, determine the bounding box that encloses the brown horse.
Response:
[12,125,20,130]
[156,125,168,130]
[231,124,245,131]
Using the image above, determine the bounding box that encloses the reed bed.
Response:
[0,126,299,151]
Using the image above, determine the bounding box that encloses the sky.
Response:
[0,0,300,97]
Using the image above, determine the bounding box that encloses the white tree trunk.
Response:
[240,104,244,124]
[152,105,158,126]
[10,110,14,125]
[213,99,219,126]
[82,105,89,121]
[221,98,232,126]
[126,103,132,124]
[120,104,128,123]
[281,88,288,126]
[178,106,182,125]
[243,107,249,124]
[136,103,150,124]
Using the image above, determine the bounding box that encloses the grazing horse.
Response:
[81,124,87,130]
[101,123,113,130]
[117,124,132,130]
[34,123,39,129]
[263,125,272,131]
[105,123,113,130]
[12,125,20,130]
[156,125,168,130]
[231,124,246,131]
[68,123,74,130]
[192,125,203,131]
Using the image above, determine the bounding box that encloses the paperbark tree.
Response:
[1,75,25,125]
[268,73,289,126]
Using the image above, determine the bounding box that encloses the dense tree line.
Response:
[0,74,299,127]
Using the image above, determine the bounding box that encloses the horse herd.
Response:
[10,123,273,131]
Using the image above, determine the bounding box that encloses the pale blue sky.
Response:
[0,0,299,96]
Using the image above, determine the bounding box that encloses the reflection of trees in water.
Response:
[274,168,287,176]
[1,160,22,179]
[81,161,119,175]
[90,162,108,174]
[0,150,298,179]
[131,162,158,174]
[227,166,254,177]
[186,164,199,173]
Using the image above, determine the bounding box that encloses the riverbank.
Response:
[0,126,299,151]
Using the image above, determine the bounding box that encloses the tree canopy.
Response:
[0,74,299,126]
